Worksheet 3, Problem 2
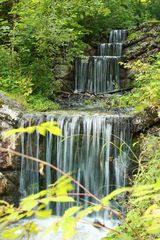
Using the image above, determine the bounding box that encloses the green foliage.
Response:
[0,47,21,92]
[127,32,143,42]
[0,0,110,109]
[0,175,76,240]
[0,174,109,239]
[102,0,142,30]
[11,0,110,56]
[146,0,160,20]
[107,135,160,240]
[26,94,60,112]
[111,53,160,111]
[3,121,62,137]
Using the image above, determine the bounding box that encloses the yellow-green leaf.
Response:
[40,196,74,204]
[3,128,24,137]
[40,121,58,127]
[63,206,81,218]
[62,218,77,240]
[20,199,37,211]
[36,126,46,136]
[101,187,131,205]
[47,126,62,136]
[2,228,20,239]
[25,126,36,133]
[36,210,52,219]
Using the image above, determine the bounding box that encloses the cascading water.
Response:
[75,30,127,94]
[19,112,131,218]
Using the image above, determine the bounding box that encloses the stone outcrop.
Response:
[54,64,75,92]
[132,106,160,134]
[0,93,22,205]
[124,22,160,62]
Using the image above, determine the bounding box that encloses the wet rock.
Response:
[0,93,22,203]
[132,106,160,133]
[0,92,24,110]
[0,105,22,128]
[54,64,72,79]
[146,123,160,137]
[0,171,19,205]
[0,103,22,169]
[0,172,18,195]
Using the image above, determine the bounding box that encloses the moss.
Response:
[26,94,60,112]
[0,99,4,107]
[0,90,60,112]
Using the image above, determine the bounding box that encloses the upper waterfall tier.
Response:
[75,29,127,94]
[98,43,123,56]
[19,112,132,217]
[109,30,127,43]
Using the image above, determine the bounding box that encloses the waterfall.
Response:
[98,43,123,56]
[109,30,127,43]
[75,30,127,94]
[19,112,131,217]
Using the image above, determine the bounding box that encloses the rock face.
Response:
[132,106,160,134]
[0,94,22,205]
[54,64,75,92]
[124,22,160,62]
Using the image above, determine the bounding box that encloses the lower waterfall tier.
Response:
[19,112,132,217]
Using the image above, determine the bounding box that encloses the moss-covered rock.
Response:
[124,22,160,62]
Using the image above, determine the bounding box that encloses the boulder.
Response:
[132,106,160,134]
[0,93,22,204]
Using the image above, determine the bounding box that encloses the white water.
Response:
[16,217,119,240]
[75,29,127,94]
[19,112,131,218]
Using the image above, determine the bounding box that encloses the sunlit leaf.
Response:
[3,128,25,137]
[47,126,62,137]
[1,228,21,239]
[101,187,131,205]
[36,126,46,136]
[62,218,77,240]
[63,206,81,218]
[25,126,36,134]
[20,199,37,211]
[76,205,101,219]
[40,122,58,127]
[40,196,75,204]
[36,210,52,218]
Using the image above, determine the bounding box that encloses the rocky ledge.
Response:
[0,93,22,205]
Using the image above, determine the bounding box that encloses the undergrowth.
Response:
[106,134,160,240]
[111,53,160,112]
[0,91,60,112]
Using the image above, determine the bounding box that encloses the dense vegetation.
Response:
[111,53,160,111]
[106,135,160,240]
[0,0,160,111]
